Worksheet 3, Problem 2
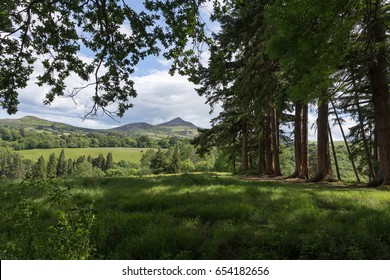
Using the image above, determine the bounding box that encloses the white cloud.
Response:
[126,70,221,128]
[0,58,220,129]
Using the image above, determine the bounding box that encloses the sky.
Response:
[0,55,220,129]
[0,1,221,130]
[0,1,356,141]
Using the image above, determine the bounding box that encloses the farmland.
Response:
[16,147,146,164]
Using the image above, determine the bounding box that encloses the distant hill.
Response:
[0,116,199,138]
[157,117,197,128]
[111,117,199,138]
[0,116,95,133]
[113,122,154,131]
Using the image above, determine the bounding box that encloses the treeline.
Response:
[0,126,182,150]
[1,141,360,181]
[0,147,115,179]
[0,143,231,180]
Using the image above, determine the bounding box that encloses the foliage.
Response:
[2,174,390,260]
[0,179,95,259]
[1,1,210,118]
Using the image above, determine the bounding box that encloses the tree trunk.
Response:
[270,107,281,176]
[241,123,249,171]
[258,131,266,176]
[265,109,274,175]
[312,101,332,182]
[350,70,375,180]
[331,99,360,182]
[367,8,390,187]
[289,102,303,178]
[298,104,310,179]
[290,102,310,179]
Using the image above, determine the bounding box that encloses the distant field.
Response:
[16,148,146,164]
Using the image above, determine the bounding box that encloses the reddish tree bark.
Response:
[312,101,332,182]
[290,102,309,179]
[367,13,390,187]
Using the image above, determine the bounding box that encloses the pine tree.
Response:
[56,149,66,177]
[150,148,166,174]
[67,159,74,176]
[170,145,180,173]
[33,156,47,179]
[93,154,106,171]
[105,152,114,172]
[47,153,57,179]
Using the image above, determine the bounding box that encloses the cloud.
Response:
[0,57,220,129]
[124,70,220,128]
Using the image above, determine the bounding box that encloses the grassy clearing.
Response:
[1,173,390,259]
[16,147,145,163]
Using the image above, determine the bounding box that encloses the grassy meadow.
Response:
[16,147,145,164]
[1,173,390,259]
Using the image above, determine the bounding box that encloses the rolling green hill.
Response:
[0,116,97,134]
[0,116,199,138]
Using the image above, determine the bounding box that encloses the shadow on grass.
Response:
[2,174,390,260]
[68,174,390,260]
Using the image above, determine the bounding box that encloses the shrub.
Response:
[180,159,194,173]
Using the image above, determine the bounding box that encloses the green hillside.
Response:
[0,116,199,139]
[0,116,94,132]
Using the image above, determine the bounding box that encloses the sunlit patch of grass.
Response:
[2,173,390,259]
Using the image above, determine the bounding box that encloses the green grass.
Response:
[1,173,390,259]
[16,147,145,164]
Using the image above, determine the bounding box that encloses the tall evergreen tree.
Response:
[93,154,106,171]
[33,156,47,179]
[105,152,114,171]
[56,149,67,177]
[47,153,57,179]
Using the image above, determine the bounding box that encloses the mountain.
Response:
[113,122,154,131]
[0,116,199,138]
[110,117,199,138]
[157,117,197,128]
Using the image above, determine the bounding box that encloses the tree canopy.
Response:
[0,0,207,117]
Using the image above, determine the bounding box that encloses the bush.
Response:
[1,180,95,259]
[180,159,194,173]
[195,160,213,172]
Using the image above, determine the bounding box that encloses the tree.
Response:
[56,149,67,177]
[312,101,332,181]
[92,153,105,171]
[265,0,390,186]
[365,0,390,186]
[1,0,209,117]
[170,145,180,173]
[289,103,309,179]
[105,152,114,171]
[47,153,57,178]
[33,156,47,179]
[191,0,285,176]
[0,127,12,141]
[150,148,166,174]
